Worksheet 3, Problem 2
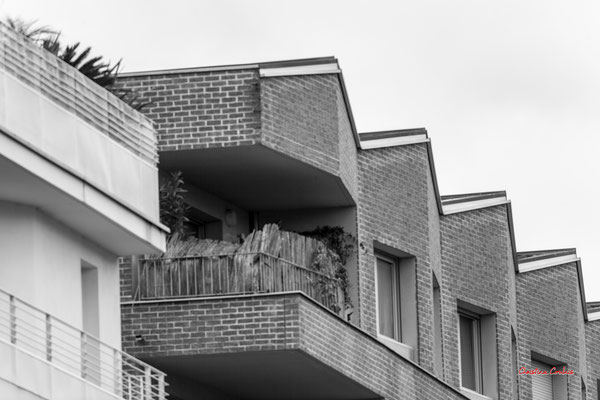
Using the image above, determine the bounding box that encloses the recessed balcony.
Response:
[160,145,355,211]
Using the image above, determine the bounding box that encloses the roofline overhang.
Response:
[517,251,579,273]
[442,195,518,273]
[588,309,600,322]
[359,128,429,149]
[517,250,589,321]
[357,128,444,215]
[442,194,509,215]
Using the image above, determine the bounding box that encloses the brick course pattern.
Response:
[122,294,297,357]
[356,143,439,374]
[261,75,358,200]
[440,205,516,399]
[121,293,469,400]
[585,321,600,400]
[116,63,600,400]
[116,70,262,151]
[119,257,133,302]
[117,70,359,201]
[516,262,587,399]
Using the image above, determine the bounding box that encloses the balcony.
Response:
[0,287,167,400]
[135,252,344,315]
[0,22,166,254]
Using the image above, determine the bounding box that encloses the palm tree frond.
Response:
[4,16,146,110]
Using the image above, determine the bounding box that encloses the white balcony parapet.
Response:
[0,287,167,400]
[0,22,158,165]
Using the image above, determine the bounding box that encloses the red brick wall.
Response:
[516,262,587,399]
[440,205,516,398]
[116,70,261,151]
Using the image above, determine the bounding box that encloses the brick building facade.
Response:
[118,57,600,400]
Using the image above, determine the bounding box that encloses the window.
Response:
[374,246,417,360]
[459,310,483,392]
[458,302,498,398]
[376,253,401,340]
[531,360,554,400]
[530,353,568,400]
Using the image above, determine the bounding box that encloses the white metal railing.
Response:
[0,22,158,165]
[0,287,167,400]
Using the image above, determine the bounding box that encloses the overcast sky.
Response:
[2,0,599,301]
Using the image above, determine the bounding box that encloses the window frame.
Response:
[457,300,498,399]
[373,244,418,361]
[530,352,568,400]
[375,252,402,341]
[459,309,484,393]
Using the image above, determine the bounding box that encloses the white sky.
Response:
[2,0,599,300]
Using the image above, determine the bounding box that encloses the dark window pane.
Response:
[460,315,477,391]
[377,257,395,338]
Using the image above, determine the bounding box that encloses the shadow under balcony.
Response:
[160,145,355,211]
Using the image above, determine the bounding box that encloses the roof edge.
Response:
[517,248,577,263]
[518,252,579,273]
[441,194,509,216]
[359,128,429,150]
[119,56,338,78]
[441,191,507,206]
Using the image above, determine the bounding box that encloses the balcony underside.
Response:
[0,133,165,255]
[160,145,355,211]
[148,349,379,400]
[123,293,467,400]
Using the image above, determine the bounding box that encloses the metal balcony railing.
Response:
[0,287,167,400]
[136,252,344,314]
[0,22,158,165]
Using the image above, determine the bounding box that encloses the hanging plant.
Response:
[159,171,190,239]
[302,226,355,311]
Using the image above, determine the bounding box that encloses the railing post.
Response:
[81,331,88,379]
[158,372,165,400]
[144,366,152,400]
[126,374,133,400]
[45,313,52,361]
[113,348,122,397]
[9,295,16,344]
